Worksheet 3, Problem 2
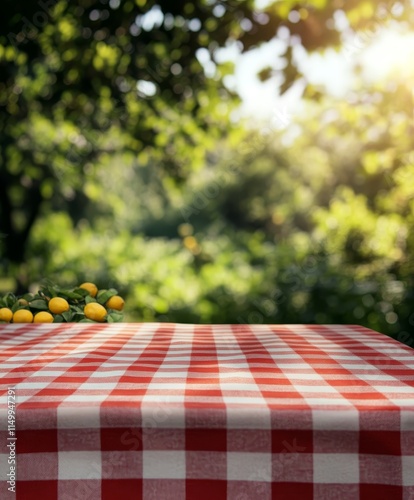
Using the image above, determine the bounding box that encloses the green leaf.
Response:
[62,311,74,322]
[85,295,97,304]
[5,293,17,308]
[72,288,90,297]
[11,302,25,313]
[28,299,48,310]
[79,318,97,323]
[71,305,84,313]
[53,314,63,323]
[72,312,85,322]
[40,284,58,298]
[96,288,117,305]
[64,291,84,300]
[96,288,107,299]
[107,311,124,322]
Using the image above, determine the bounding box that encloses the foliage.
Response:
[0,1,413,346]
[2,0,413,277]
[19,81,414,346]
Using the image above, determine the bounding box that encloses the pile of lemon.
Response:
[0,282,125,324]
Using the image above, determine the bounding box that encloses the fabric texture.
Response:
[0,323,413,499]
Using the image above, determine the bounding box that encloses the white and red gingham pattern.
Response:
[0,323,413,499]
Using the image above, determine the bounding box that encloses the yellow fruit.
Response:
[0,308,13,322]
[79,282,98,298]
[33,311,54,323]
[49,297,70,314]
[105,295,125,311]
[18,298,29,306]
[13,309,33,323]
[84,302,107,322]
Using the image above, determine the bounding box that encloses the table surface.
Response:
[0,323,413,500]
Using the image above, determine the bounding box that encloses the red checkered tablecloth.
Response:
[0,323,413,499]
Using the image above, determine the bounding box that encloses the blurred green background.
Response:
[1,0,413,346]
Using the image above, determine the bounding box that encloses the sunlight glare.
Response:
[360,31,414,82]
